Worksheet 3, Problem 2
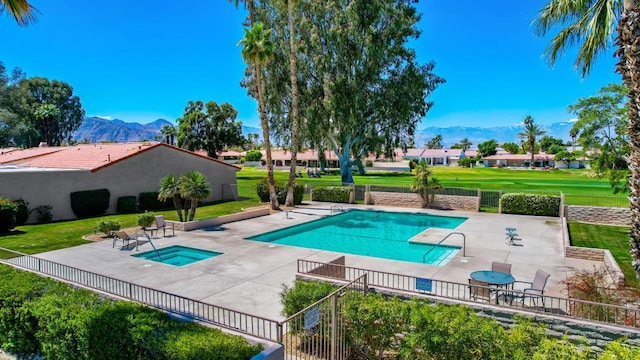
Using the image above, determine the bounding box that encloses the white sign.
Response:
[304,306,320,330]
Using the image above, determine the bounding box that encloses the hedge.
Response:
[0,264,262,359]
[311,186,352,203]
[139,191,172,211]
[116,196,137,214]
[255,178,304,205]
[501,193,560,217]
[70,188,110,217]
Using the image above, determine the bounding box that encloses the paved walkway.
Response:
[35,203,602,320]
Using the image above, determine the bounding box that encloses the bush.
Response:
[365,160,373,167]
[13,198,30,225]
[409,159,418,170]
[311,186,352,203]
[0,197,17,232]
[116,196,137,214]
[139,191,172,211]
[95,219,121,236]
[244,150,262,161]
[137,211,155,228]
[70,188,110,218]
[280,280,338,317]
[501,193,560,217]
[256,178,304,205]
[458,157,475,168]
[163,324,263,360]
[34,205,53,223]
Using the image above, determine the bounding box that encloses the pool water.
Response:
[133,245,222,266]
[246,210,466,265]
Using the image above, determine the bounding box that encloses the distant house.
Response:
[0,142,240,222]
[402,148,478,166]
[482,153,555,168]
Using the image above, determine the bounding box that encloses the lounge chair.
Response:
[468,278,493,302]
[509,269,550,307]
[491,261,512,274]
[155,215,175,237]
[112,230,139,250]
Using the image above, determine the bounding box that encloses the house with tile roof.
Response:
[0,142,240,222]
[401,148,479,166]
[482,153,555,168]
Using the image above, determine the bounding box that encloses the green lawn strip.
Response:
[567,221,638,288]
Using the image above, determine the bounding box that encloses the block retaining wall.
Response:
[565,246,625,287]
[368,191,478,212]
[565,205,631,226]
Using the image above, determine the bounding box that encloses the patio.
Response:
[32,203,603,320]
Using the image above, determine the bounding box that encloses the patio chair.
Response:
[468,278,493,302]
[155,215,175,237]
[112,230,139,250]
[510,269,550,307]
[491,261,512,274]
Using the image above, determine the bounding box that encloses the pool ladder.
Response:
[141,232,163,261]
[330,205,344,214]
[422,232,466,264]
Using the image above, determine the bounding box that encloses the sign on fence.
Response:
[304,305,320,330]
[416,277,433,292]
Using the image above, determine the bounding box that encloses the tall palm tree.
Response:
[179,171,211,221]
[1,0,38,26]
[284,0,300,207]
[534,0,640,275]
[410,161,434,208]
[569,127,579,151]
[517,115,546,168]
[460,138,472,152]
[239,22,279,210]
[160,125,177,145]
[158,174,184,222]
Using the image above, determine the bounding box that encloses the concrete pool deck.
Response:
[34,203,603,321]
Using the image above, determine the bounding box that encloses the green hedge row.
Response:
[311,186,352,203]
[501,193,561,217]
[0,264,262,359]
[70,188,110,218]
[116,196,138,214]
[255,178,304,205]
[139,191,172,211]
[281,280,639,359]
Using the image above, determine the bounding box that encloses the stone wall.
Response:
[565,205,631,226]
[368,191,478,212]
[307,256,346,280]
[564,246,625,287]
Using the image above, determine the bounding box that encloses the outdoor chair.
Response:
[468,278,493,302]
[155,215,175,237]
[491,261,512,274]
[112,230,139,250]
[509,269,550,307]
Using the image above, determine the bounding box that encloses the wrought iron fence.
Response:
[564,194,629,208]
[278,275,368,360]
[297,259,640,329]
[0,247,281,342]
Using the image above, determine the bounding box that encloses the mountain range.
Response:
[73,116,575,148]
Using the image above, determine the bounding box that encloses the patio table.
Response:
[470,270,515,304]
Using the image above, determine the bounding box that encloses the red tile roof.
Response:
[0,146,65,164]
[2,142,240,171]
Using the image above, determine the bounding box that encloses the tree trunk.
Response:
[616,6,640,276]
[285,0,299,207]
[338,151,354,185]
[255,63,279,210]
[172,195,183,222]
[189,200,198,221]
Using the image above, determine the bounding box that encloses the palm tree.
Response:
[410,161,434,208]
[179,171,211,221]
[460,138,472,152]
[239,22,279,210]
[160,125,176,145]
[1,0,38,26]
[517,115,546,168]
[284,0,300,207]
[158,174,184,222]
[569,127,579,151]
[534,0,640,274]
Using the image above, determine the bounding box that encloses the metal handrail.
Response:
[330,205,344,214]
[422,232,466,263]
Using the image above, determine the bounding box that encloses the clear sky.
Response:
[1,0,622,129]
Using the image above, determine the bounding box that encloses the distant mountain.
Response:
[73,117,173,143]
[415,121,575,148]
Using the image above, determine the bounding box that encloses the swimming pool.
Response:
[246,210,467,265]
[133,245,222,266]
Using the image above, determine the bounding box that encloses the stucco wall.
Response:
[368,191,478,212]
[565,205,631,226]
[1,146,239,222]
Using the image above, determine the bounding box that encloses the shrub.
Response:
[409,159,418,170]
[365,160,373,167]
[70,188,110,217]
[280,280,338,317]
[137,211,155,228]
[34,205,53,223]
[458,157,475,168]
[311,186,352,203]
[139,191,172,211]
[244,150,262,161]
[163,323,263,360]
[0,197,17,232]
[256,178,303,205]
[116,196,137,214]
[501,193,560,217]
[13,198,30,225]
[95,219,121,236]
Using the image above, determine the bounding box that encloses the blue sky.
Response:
[1,0,621,129]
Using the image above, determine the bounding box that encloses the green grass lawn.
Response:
[567,221,637,288]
